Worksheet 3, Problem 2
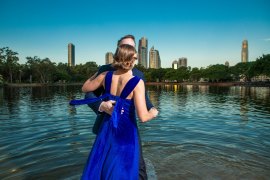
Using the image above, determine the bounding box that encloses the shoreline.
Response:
[148,82,270,87]
[2,81,270,87]
[1,82,82,87]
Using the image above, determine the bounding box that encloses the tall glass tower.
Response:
[68,43,75,66]
[138,37,148,68]
[241,40,248,63]
[105,52,114,64]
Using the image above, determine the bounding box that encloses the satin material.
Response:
[70,71,141,180]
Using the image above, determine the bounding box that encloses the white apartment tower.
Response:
[178,57,187,67]
[149,46,161,69]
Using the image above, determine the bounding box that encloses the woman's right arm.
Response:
[82,72,107,93]
[133,80,158,122]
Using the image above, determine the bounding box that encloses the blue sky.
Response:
[1,0,269,68]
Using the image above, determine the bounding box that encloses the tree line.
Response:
[0,47,270,84]
[138,54,270,82]
[0,47,98,84]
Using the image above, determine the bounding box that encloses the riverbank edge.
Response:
[2,81,270,87]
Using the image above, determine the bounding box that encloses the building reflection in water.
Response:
[186,85,193,92]
[162,84,183,93]
[239,86,250,123]
[236,86,270,123]
[147,84,191,109]
[164,84,174,92]
[0,87,3,105]
[240,97,248,122]
[198,85,209,94]
[147,85,161,109]
[173,85,178,92]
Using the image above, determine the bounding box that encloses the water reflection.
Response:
[0,87,4,105]
[240,96,249,122]
[198,85,209,93]
[148,87,161,109]
[1,85,270,179]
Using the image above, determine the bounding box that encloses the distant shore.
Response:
[2,81,270,87]
[2,82,82,87]
[146,81,270,87]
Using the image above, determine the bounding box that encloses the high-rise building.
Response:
[225,61,229,67]
[105,52,114,64]
[171,58,187,69]
[241,40,248,63]
[68,43,75,66]
[149,46,161,69]
[172,60,178,69]
[138,37,148,68]
[178,57,187,67]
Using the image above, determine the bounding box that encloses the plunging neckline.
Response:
[105,71,137,100]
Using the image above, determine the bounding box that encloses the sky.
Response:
[0,0,270,68]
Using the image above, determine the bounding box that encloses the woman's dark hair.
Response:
[112,44,137,70]
[117,35,135,46]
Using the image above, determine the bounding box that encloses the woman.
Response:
[80,44,158,179]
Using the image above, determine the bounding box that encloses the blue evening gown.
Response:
[71,71,141,180]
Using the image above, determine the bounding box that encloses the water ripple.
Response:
[1,85,270,179]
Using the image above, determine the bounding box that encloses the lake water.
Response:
[0,85,270,179]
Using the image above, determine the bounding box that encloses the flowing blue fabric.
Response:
[69,94,109,106]
[70,71,141,180]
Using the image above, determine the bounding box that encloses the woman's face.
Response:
[132,53,138,66]
[133,53,138,61]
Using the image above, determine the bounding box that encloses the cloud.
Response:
[264,38,270,41]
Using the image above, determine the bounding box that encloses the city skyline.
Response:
[0,0,269,68]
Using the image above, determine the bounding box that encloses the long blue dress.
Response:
[71,71,141,180]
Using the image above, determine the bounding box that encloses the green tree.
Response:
[53,62,71,82]
[164,68,178,81]
[146,68,167,82]
[176,67,190,82]
[26,56,56,83]
[0,47,20,83]
[190,67,201,82]
[19,64,31,83]
[134,64,147,73]
[249,54,270,77]
[83,61,99,78]
[230,62,254,81]
[204,64,230,82]
[0,48,4,82]
[66,61,98,82]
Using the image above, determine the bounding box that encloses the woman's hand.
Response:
[99,100,116,115]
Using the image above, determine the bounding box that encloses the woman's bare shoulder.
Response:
[134,79,144,91]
